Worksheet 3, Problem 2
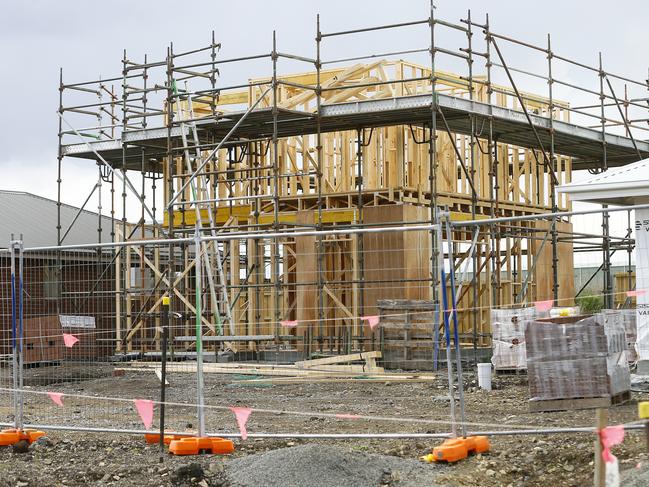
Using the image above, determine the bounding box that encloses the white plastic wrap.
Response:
[490,307,536,370]
[602,309,637,363]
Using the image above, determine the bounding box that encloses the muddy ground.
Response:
[0,364,647,486]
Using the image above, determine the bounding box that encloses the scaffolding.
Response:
[55,3,648,358]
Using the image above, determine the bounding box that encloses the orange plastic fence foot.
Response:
[0,428,45,447]
[427,435,491,463]
[144,433,194,445]
[431,438,469,463]
[465,435,490,454]
[168,436,235,456]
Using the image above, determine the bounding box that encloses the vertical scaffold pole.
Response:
[429,0,441,371]
[271,31,282,349]
[316,16,326,354]
[548,33,560,305]
[466,9,479,364]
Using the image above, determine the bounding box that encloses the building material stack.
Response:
[490,307,536,372]
[603,309,637,363]
[377,299,436,371]
[525,314,630,412]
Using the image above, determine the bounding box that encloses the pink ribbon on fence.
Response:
[361,315,380,331]
[534,300,553,312]
[280,320,298,328]
[47,392,64,407]
[335,413,361,420]
[63,333,79,348]
[134,399,154,429]
[600,425,625,463]
[229,407,252,440]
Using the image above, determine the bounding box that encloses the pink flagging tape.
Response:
[47,392,64,407]
[361,315,380,331]
[134,399,154,429]
[335,413,362,420]
[534,300,553,312]
[229,407,252,440]
[627,289,646,297]
[600,425,625,463]
[63,333,79,348]
[280,320,298,328]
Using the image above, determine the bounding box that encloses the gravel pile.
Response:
[225,444,444,487]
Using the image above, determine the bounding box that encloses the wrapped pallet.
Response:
[602,309,637,363]
[490,307,536,371]
[525,314,630,412]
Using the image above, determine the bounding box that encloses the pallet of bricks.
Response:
[490,307,536,373]
[525,313,631,412]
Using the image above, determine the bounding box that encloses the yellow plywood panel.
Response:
[167,206,473,228]
[258,208,357,226]
[449,212,488,222]
[164,205,251,227]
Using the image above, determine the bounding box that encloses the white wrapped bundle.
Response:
[491,307,536,370]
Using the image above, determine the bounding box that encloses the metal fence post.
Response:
[194,225,205,437]
[10,235,24,431]
[159,295,170,462]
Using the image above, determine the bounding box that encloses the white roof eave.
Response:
[558,179,649,198]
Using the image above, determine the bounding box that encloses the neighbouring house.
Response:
[0,190,116,362]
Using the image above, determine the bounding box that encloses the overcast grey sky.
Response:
[1,0,647,263]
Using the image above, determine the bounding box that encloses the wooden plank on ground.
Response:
[295,351,381,368]
[116,365,432,381]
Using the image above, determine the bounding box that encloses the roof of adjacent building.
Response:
[0,190,114,248]
[557,158,649,205]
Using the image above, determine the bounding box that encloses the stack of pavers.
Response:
[490,307,536,372]
[525,313,630,412]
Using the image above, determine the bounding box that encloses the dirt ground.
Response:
[0,364,647,486]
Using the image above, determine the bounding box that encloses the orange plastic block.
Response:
[0,428,45,446]
[465,435,490,454]
[144,433,192,445]
[168,436,235,456]
[432,438,469,463]
[430,436,490,463]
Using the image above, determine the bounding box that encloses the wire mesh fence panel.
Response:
[8,241,198,435]
[0,210,641,447]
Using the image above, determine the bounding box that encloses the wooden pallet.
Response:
[494,367,527,376]
[529,391,631,413]
[611,390,632,406]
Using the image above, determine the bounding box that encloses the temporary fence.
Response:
[0,206,645,457]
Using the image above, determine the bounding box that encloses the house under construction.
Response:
[55,7,648,357]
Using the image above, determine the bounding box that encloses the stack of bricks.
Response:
[524,314,630,410]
